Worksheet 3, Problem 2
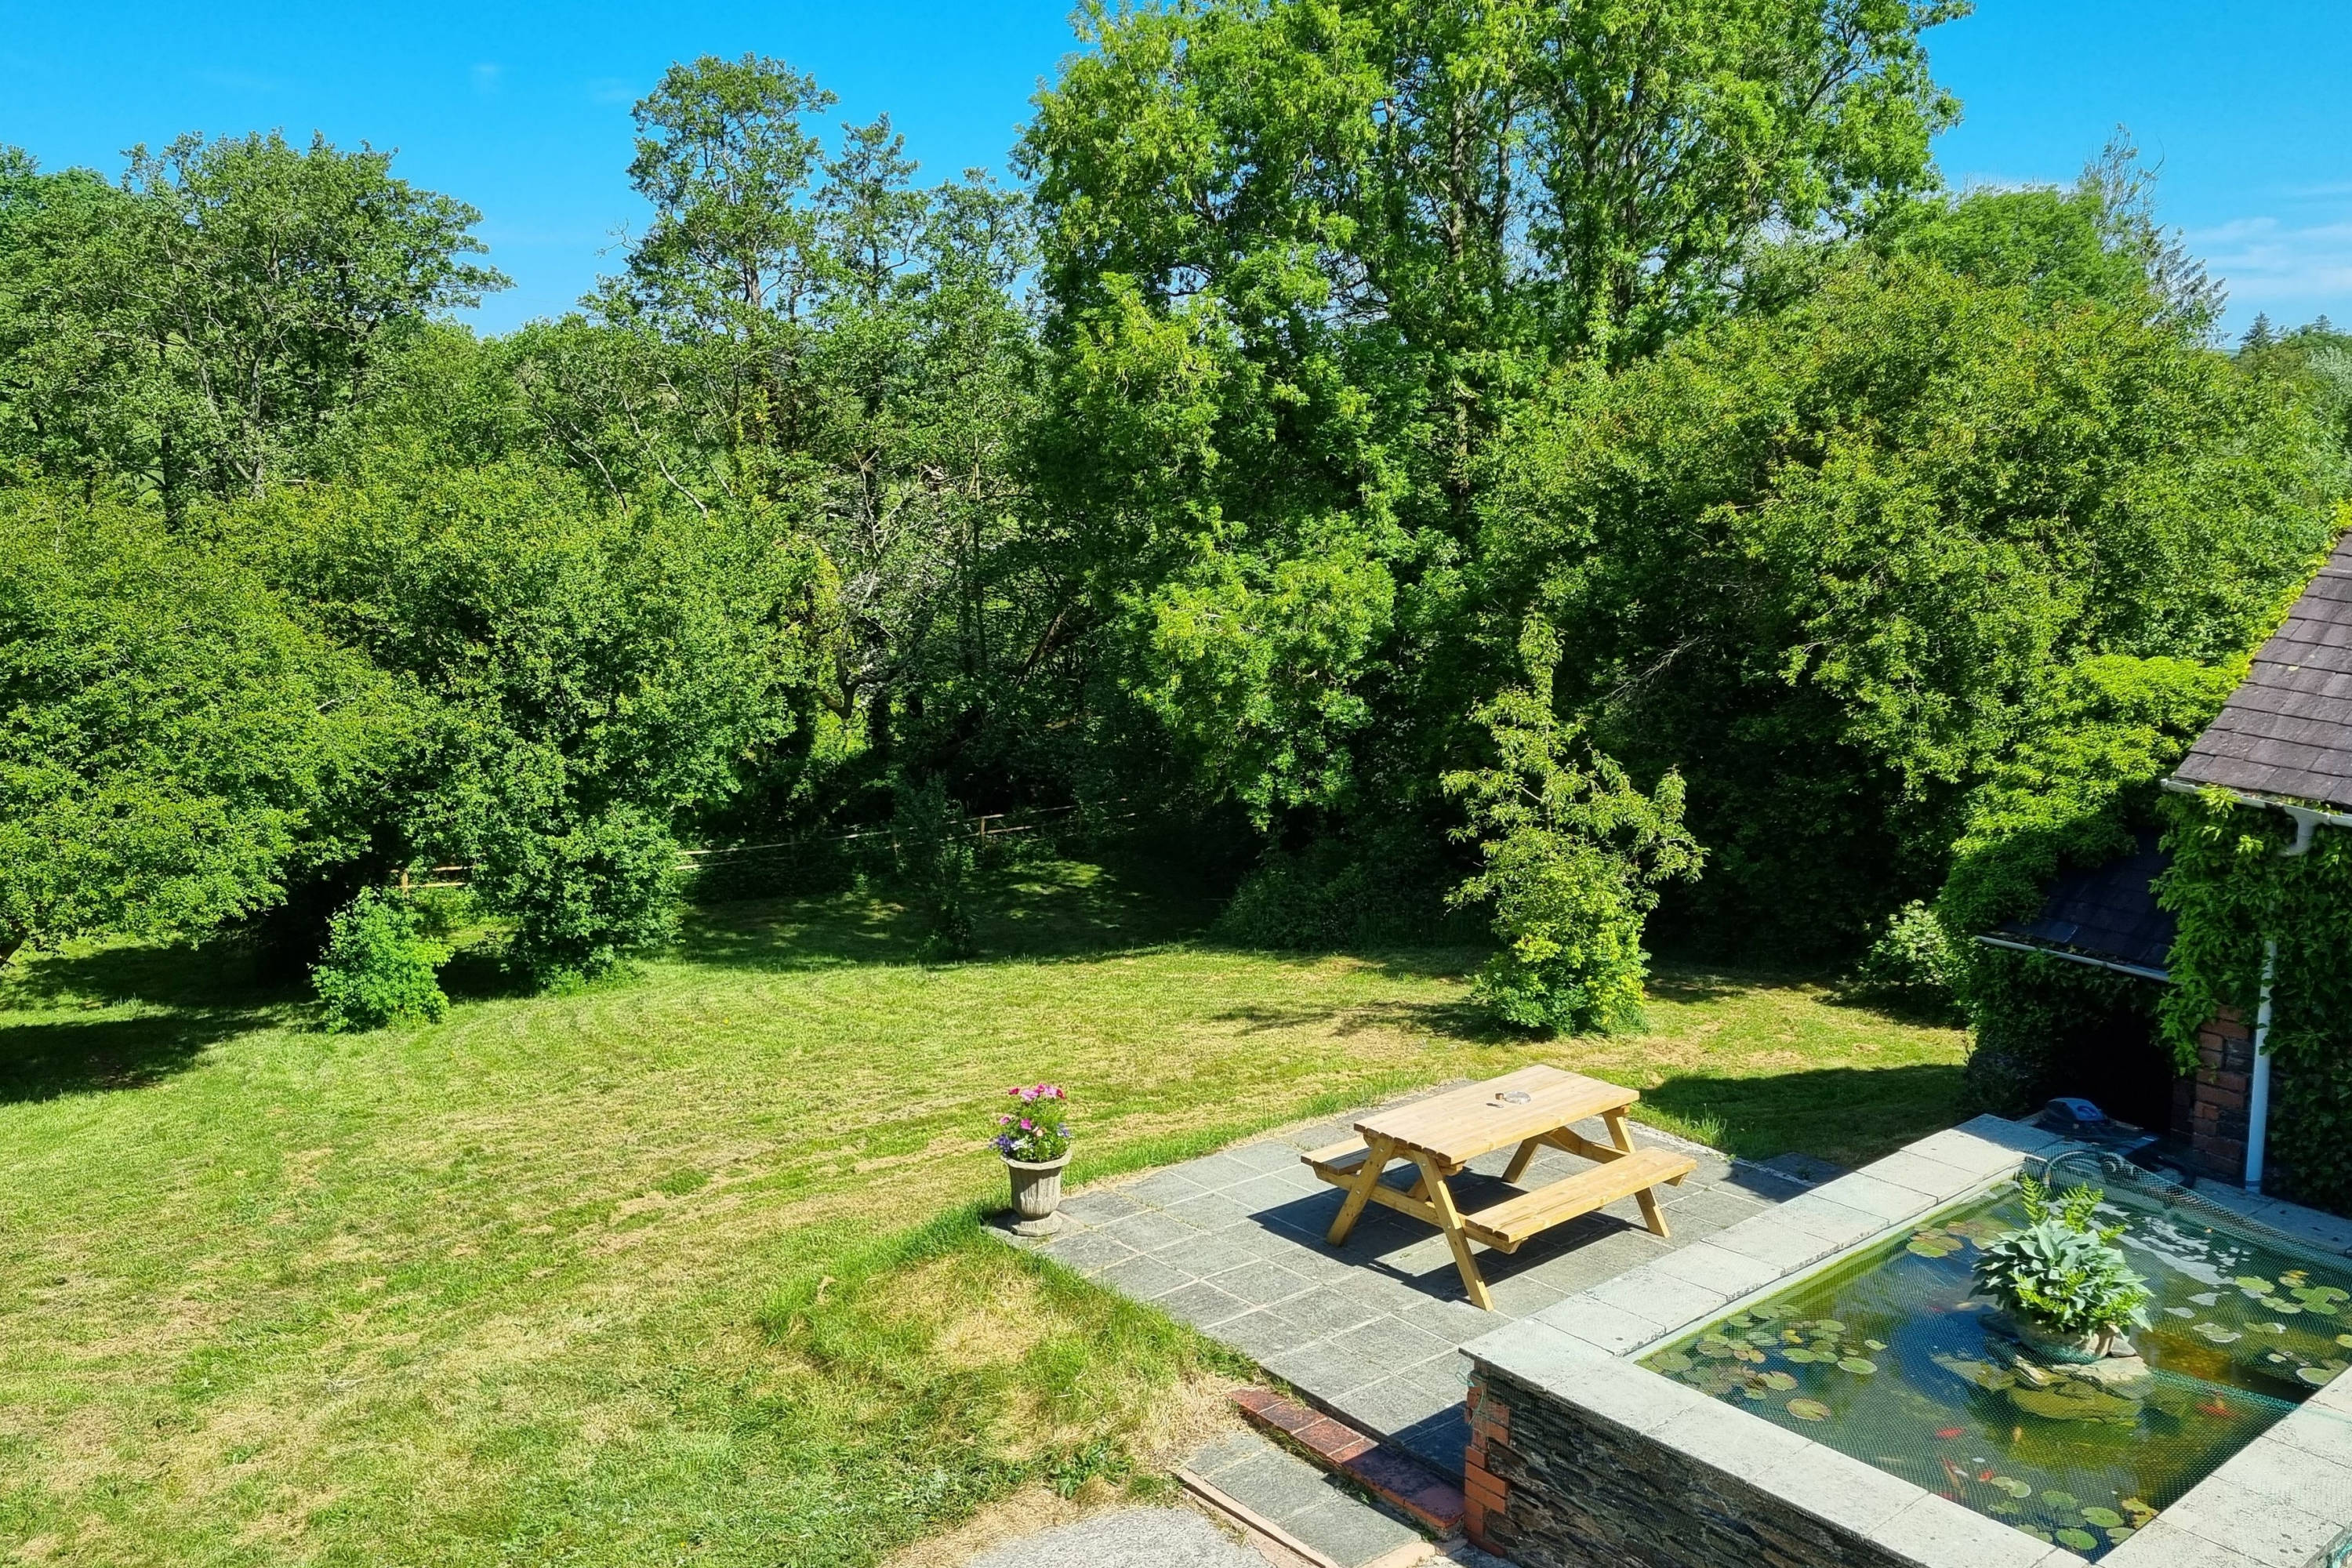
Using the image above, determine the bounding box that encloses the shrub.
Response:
[1443,622,1703,1034]
[474,804,684,984]
[313,887,451,1031]
[1210,826,1465,950]
[1847,901,1959,1015]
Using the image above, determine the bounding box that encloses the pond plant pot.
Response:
[1005,1152,1072,1236]
[2011,1313,2131,1365]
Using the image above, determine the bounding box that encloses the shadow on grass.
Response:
[1641,1062,1969,1167]
[0,1012,256,1104]
[677,855,1225,973]
[0,937,301,1014]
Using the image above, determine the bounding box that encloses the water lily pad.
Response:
[2165,1305,2197,1318]
[2080,1507,2125,1529]
[1991,1475,2034,1498]
[2260,1297,2304,1315]
[1837,1356,1878,1375]
[2013,1525,2053,1543]
[2237,1276,2276,1294]
[1760,1370,1798,1391]
[2107,1527,2136,1544]
[2042,1490,2079,1509]
[2121,1497,2157,1526]
[1740,1382,1768,1399]
[2056,1528,2100,1551]
[2335,1334,2352,1349]
[2190,1291,2220,1306]
[1781,1348,1818,1363]
[1653,1351,1694,1373]
[2299,1365,2342,1386]
[1864,1338,1887,1351]
[1907,1229,1964,1258]
[1813,1319,1846,1334]
[2194,1322,2243,1343]
[1787,1398,1831,1421]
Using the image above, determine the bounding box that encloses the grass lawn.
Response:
[0,853,1967,1566]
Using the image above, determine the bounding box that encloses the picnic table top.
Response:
[1353,1064,1638,1167]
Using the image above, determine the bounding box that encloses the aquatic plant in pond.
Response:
[1971,1176,2151,1358]
[1641,1182,2348,1559]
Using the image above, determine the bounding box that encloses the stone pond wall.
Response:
[1464,1367,1931,1568]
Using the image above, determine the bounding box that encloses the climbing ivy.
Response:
[1934,656,2238,1110]
[2158,791,2352,1208]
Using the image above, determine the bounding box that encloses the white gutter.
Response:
[2160,779,2352,1192]
[1970,934,2169,984]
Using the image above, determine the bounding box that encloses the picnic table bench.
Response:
[1301,1065,1694,1310]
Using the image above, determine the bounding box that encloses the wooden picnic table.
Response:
[1301,1065,1695,1310]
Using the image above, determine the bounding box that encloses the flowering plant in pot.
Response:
[1972,1177,2151,1363]
[995,1083,1073,1235]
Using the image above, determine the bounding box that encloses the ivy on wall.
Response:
[2159,791,2352,1208]
[1934,656,2238,1110]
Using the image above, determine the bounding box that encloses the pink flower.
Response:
[1019,1118,1033,1130]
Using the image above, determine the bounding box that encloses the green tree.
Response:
[1483,254,2339,954]
[0,134,504,518]
[241,456,833,981]
[1021,0,1963,828]
[0,491,404,964]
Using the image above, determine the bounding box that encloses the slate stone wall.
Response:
[1465,1367,1910,1568]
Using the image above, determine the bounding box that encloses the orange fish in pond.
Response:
[2199,1397,2230,1417]
[1978,1469,1995,1482]
[1935,1427,1965,1439]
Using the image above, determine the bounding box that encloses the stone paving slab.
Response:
[1183,1427,1426,1567]
[963,1506,1263,1568]
[1018,1087,1820,1477]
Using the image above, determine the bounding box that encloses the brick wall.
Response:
[2173,1006,2254,1181]
[1463,1369,1921,1568]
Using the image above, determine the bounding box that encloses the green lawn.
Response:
[0,856,1967,1566]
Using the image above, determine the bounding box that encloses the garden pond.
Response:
[1640,1180,2352,1559]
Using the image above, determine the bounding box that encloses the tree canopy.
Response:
[1,13,2344,1036]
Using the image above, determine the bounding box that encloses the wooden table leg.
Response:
[1501,1138,1542,1184]
[1327,1134,1394,1246]
[1410,1151,1494,1311]
[1602,1107,1671,1239]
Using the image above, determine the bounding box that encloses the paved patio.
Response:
[1016,1094,1828,1477]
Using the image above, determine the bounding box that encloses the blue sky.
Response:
[5,2,2347,338]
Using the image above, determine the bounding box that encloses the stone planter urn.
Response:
[2013,1314,2133,1365]
[1005,1152,1072,1236]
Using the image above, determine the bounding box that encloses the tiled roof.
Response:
[1993,833,2174,978]
[2174,533,2352,811]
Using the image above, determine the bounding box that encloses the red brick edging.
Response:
[1229,1387,1468,1536]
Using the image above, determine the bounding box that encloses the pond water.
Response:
[1639,1181,2352,1558]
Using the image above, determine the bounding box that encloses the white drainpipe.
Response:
[2247,939,2276,1195]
